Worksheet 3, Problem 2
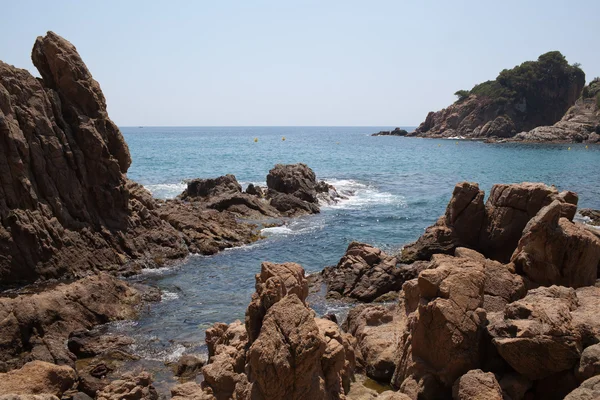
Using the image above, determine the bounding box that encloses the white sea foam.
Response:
[139,266,176,276]
[145,182,187,199]
[161,291,180,302]
[323,179,405,210]
[261,226,294,236]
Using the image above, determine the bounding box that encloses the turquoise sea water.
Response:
[114,126,600,386]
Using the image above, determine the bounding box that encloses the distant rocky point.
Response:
[408,51,592,142]
[372,127,408,137]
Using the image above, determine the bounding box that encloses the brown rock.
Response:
[408,255,487,386]
[0,31,191,283]
[564,375,600,400]
[96,372,158,400]
[322,242,425,302]
[245,262,309,343]
[401,182,578,264]
[247,295,327,400]
[489,286,582,380]
[0,361,76,396]
[580,209,600,226]
[498,373,531,400]
[343,304,405,383]
[170,382,213,400]
[451,369,503,400]
[511,201,600,288]
[174,355,205,380]
[67,330,134,359]
[0,274,140,372]
[180,175,241,199]
[316,318,357,396]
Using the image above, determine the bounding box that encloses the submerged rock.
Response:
[372,128,408,137]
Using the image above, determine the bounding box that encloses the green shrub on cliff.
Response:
[454,90,471,101]
[455,51,585,110]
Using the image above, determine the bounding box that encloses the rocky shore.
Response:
[2,32,600,400]
[404,52,600,143]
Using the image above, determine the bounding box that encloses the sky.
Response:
[1,1,599,126]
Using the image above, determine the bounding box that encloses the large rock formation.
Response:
[317,242,426,302]
[193,262,356,400]
[0,273,141,372]
[0,361,76,397]
[401,182,578,264]
[409,51,585,140]
[0,32,196,283]
[0,32,342,284]
[513,78,600,143]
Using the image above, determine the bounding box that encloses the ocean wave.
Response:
[260,218,326,237]
[323,179,405,210]
[145,182,187,199]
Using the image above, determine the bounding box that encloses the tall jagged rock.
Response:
[0,31,188,283]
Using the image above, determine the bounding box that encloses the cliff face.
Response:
[514,78,600,143]
[0,32,188,283]
[411,51,586,139]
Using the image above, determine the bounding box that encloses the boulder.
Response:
[170,382,213,400]
[488,286,582,380]
[247,295,327,399]
[455,247,526,312]
[67,330,134,359]
[409,255,487,386]
[180,175,242,199]
[174,355,205,380]
[95,372,158,400]
[451,369,503,400]
[0,273,140,372]
[0,361,76,396]
[0,31,190,283]
[343,304,406,383]
[321,242,426,302]
[511,200,600,288]
[580,209,600,226]
[564,375,600,400]
[401,182,578,264]
[245,262,309,343]
[316,318,357,396]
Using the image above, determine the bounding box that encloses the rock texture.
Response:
[409,51,585,140]
[511,200,600,288]
[319,242,426,302]
[0,361,76,397]
[0,273,140,372]
[95,372,158,400]
[196,261,356,400]
[565,375,600,400]
[401,181,578,264]
[452,369,503,400]
[0,32,342,284]
[513,78,600,143]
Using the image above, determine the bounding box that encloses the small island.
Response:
[371,127,408,136]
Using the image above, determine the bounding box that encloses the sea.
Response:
[109,126,600,390]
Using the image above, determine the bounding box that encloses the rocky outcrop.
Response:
[580,208,600,226]
[0,32,195,283]
[0,361,76,397]
[0,273,140,372]
[513,78,600,143]
[401,182,578,264]
[318,242,427,302]
[343,304,406,383]
[95,372,158,400]
[565,375,600,400]
[511,200,600,288]
[372,128,408,137]
[409,51,585,140]
[452,369,503,400]
[195,261,356,400]
[0,32,343,284]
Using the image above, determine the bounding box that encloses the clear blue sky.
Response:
[2,0,599,126]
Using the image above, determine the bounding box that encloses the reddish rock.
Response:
[511,200,600,288]
[0,361,76,397]
[0,273,140,372]
[452,369,503,400]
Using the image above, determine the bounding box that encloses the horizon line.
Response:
[118,125,419,128]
